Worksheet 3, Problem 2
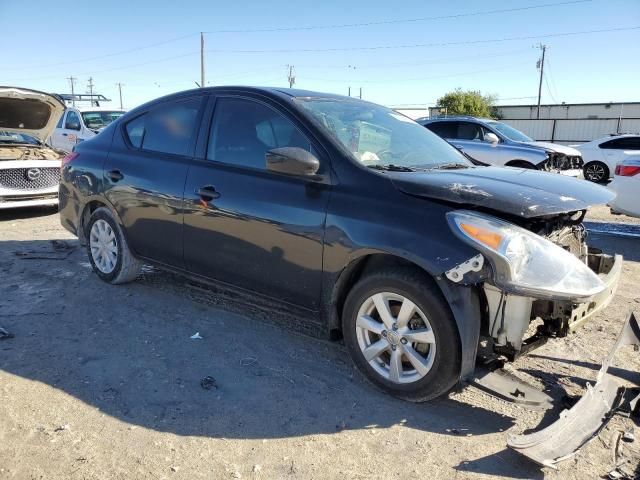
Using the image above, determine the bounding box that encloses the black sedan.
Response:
[59,87,620,402]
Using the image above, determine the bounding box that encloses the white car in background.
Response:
[49,106,125,152]
[608,157,640,217]
[575,134,640,183]
[0,87,66,209]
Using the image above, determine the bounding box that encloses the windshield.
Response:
[487,121,533,142]
[0,131,40,145]
[81,111,125,130]
[294,98,471,169]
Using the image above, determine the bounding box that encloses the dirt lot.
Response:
[1,206,638,479]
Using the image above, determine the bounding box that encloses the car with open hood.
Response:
[59,87,621,404]
[0,86,66,209]
[418,116,584,176]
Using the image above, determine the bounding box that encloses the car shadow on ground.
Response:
[0,238,545,478]
[0,205,58,221]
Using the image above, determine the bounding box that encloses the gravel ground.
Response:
[0,206,638,480]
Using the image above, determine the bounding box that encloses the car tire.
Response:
[342,267,461,402]
[85,207,142,284]
[583,161,609,183]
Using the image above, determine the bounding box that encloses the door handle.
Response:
[62,133,68,137]
[196,185,220,201]
[107,169,124,182]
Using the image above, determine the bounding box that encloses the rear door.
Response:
[104,94,205,267]
[182,94,331,310]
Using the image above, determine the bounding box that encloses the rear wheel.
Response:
[583,161,609,182]
[86,207,142,284]
[342,268,461,402]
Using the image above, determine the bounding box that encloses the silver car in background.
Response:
[0,87,66,209]
[418,116,583,176]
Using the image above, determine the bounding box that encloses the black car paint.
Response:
[58,86,610,381]
[388,166,614,219]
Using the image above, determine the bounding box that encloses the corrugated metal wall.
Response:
[502,118,639,144]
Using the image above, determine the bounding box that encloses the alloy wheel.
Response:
[355,292,436,384]
[585,163,606,182]
[89,219,118,274]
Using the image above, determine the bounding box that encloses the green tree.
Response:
[435,89,498,118]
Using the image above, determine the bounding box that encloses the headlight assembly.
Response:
[446,210,604,300]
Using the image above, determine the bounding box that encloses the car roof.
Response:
[421,116,496,124]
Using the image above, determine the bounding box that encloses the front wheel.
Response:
[342,268,461,402]
[86,207,143,284]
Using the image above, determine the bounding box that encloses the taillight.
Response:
[615,164,640,176]
[61,152,79,166]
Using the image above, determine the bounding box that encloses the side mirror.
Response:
[266,147,320,177]
[484,132,500,144]
[66,122,81,131]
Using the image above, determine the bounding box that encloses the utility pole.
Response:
[116,82,124,109]
[287,65,295,88]
[200,32,205,88]
[348,87,351,97]
[359,87,362,99]
[87,77,96,105]
[536,44,546,119]
[66,76,77,106]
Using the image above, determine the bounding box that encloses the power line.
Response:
[304,62,531,84]
[205,26,640,53]
[10,33,198,70]
[544,73,558,103]
[204,0,591,33]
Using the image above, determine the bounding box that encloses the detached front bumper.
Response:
[508,312,640,468]
[566,250,622,331]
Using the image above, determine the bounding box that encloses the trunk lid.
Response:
[0,87,65,144]
[388,166,614,218]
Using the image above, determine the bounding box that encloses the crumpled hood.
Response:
[388,166,614,218]
[521,141,582,156]
[0,87,65,143]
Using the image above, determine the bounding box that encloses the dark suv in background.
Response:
[59,87,620,402]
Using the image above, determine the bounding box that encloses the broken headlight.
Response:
[446,210,604,300]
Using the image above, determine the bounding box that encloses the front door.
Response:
[51,110,82,152]
[183,95,331,310]
[104,95,205,267]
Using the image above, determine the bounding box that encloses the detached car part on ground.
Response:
[0,87,65,209]
[60,87,625,409]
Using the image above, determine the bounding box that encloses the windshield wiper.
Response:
[431,162,470,170]
[367,164,416,172]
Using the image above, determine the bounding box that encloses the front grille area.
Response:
[0,167,60,190]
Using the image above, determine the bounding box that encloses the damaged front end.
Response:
[442,209,623,404]
[537,152,584,177]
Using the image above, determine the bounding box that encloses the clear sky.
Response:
[1,0,638,110]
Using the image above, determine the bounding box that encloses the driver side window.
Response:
[65,110,81,130]
[207,97,312,170]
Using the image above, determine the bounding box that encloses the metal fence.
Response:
[502,118,640,145]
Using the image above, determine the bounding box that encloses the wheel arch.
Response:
[77,198,127,246]
[326,251,483,380]
[505,159,537,169]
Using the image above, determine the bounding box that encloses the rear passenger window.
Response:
[426,122,456,139]
[207,97,311,170]
[124,97,201,156]
[126,115,145,148]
